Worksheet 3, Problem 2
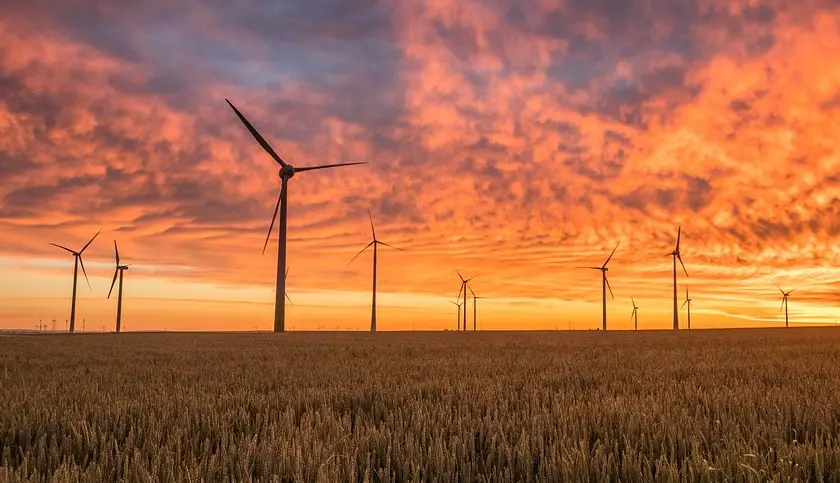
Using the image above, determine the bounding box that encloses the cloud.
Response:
[1,0,840,329]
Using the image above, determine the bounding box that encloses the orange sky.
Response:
[2,0,840,331]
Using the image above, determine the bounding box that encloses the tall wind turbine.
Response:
[226,99,367,332]
[681,286,693,330]
[348,210,405,332]
[668,226,688,330]
[450,301,463,330]
[107,241,130,333]
[469,286,484,331]
[630,298,639,331]
[50,230,100,334]
[777,285,795,328]
[579,242,620,331]
[456,270,474,331]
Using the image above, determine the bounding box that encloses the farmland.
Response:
[2,329,840,481]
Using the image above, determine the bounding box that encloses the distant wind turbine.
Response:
[348,209,405,332]
[456,270,474,331]
[579,241,620,331]
[469,286,484,331]
[450,301,463,331]
[668,226,688,330]
[225,99,367,332]
[681,286,693,330]
[50,229,100,334]
[107,241,130,333]
[777,285,795,328]
[630,298,639,331]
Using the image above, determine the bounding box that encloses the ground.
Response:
[1,329,839,481]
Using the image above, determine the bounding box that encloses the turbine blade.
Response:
[605,275,615,300]
[114,240,120,266]
[457,281,464,301]
[676,225,682,251]
[378,241,406,251]
[107,269,118,299]
[262,183,285,255]
[285,265,289,279]
[79,256,91,291]
[50,243,75,254]
[456,269,465,282]
[776,285,785,295]
[367,208,376,240]
[685,286,689,299]
[80,229,101,254]
[681,300,688,309]
[677,254,689,277]
[789,289,796,295]
[285,292,293,305]
[347,241,374,266]
[629,310,635,321]
[225,99,286,166]
[603,240,620,267]
[295,162,367,172]
[577,266,602,270]
[469,285,476,297]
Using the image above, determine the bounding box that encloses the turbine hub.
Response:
[279,165,296,179]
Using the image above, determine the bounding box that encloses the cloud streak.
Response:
[2,0,840,329]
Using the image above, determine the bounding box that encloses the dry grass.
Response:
[2,328,840,482]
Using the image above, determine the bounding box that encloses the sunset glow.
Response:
[2,0,840,331]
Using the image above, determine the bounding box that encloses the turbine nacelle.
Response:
[279,165,296,179]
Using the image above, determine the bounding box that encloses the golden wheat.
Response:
[1,329,840,482]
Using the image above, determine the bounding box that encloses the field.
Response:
[2,329,840,482]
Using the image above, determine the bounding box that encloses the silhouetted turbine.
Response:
[469,285,484,331]
[630,298,639,331]
[226,99,367,332]
[50,230,100,334]
[107,241,130,333]
[777,285,795,328]
[450,301,463,330]
[456,270,474,331]
[284,266,292,305]
[348,210,405,332]
[681,286,693,330]
[578,241,620,331]
[668,226,688,330]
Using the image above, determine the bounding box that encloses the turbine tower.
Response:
[668,226,688,330]
[107,241,130,333]
[50,229,100,334]
[777,285,795,328]
[579,241,620,331]
[348,209,404,332]
[226,99,367,332]
[681,286,693,330]
[456,270,474,331]
[630,298,639,331]
[469,286,484,331]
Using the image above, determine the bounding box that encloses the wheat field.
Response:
[1,329,840,482]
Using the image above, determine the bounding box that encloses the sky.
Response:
[2,0,840,331]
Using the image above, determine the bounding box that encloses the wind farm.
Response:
[5,0,840,480]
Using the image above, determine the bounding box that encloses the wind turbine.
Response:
[777,285,795,328]
[450,301,463,330]
[225,99,367,332]
[50,229,100,334]
[469,286,484,331]
[630,298,639,331]
[681,286,693,330]
[579,241,620,331]
[668,226,688,330]
[284,266,292,305]
[107,241,130,333]
[348,209,405,332]
[456,270,474,331]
